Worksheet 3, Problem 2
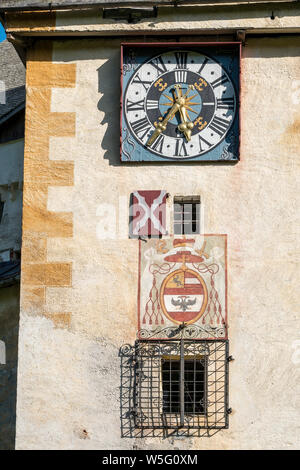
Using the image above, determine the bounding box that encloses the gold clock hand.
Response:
[146,101,180,147]
[174,84,182,99]
[146,85,195,147]
[172,84,193,140]
[178,105,194,142]
[182,84,195,100]
[174,85,195,141]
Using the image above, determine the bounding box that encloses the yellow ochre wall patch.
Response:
[21,42,76,329]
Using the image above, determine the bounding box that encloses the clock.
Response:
[121,43,240,162]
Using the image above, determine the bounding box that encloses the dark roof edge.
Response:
[0,0,297,12]
[0,101,25,127]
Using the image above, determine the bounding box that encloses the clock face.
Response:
[121,45,240,162]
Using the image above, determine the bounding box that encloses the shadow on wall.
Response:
[0,284,20,450]
[119,343,222,439]
[97,57,121,167]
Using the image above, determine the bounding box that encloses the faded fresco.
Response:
[129,190,167,238]
[139,235,227,339]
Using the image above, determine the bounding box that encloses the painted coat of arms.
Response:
[138,235,227,339]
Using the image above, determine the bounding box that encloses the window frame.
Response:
[173,196,201,235]
[161,354,207,417]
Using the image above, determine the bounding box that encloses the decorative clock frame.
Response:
[121,42,241,162]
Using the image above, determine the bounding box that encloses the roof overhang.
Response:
[0,0,298,12]
[1,1,300,44]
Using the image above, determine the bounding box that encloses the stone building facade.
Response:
[0,0,299,450]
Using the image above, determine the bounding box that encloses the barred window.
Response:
[162,357,205,414]
[174,196,200,235]
[132,340,228,431]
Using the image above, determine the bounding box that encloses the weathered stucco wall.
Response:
[15,35,300,449]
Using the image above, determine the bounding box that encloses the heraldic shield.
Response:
[138,235,227,340]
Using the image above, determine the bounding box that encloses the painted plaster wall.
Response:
[15,36,300,449]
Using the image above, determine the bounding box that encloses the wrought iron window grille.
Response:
[120,339,229,437]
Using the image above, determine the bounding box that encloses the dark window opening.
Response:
[174,196,200,235]
[0,197,4,224]
[162,358,205,414]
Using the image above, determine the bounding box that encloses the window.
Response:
[162,357,205,415]
[174,196,200,235]
[131,340,228,431]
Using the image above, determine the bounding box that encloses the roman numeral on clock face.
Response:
[209,116,231,136]
[175,139,188,157]
[217,97,235,110]
[149,134,165,153]
[150,56,167,75]
[197,57,209,75]
[175,52,188,69]
[198,135,213,152]
[175,70,187,83]
[132,73,152,91]
[131,117,151,140]
[211,75,229,89]
[146,100,159,110]
[126,99,145,112]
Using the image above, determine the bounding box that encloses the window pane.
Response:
[162,360,180,413]
[162,359,205,414]
[174,222,183,235]
[173,198,200,235]
[184,360,205,414]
